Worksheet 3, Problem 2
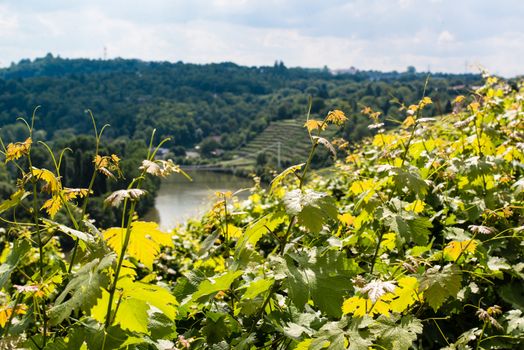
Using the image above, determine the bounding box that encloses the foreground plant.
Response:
[0,113,188,349]
[166,77,523,349]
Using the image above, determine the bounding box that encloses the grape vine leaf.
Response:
[114,297,149,333]
[104,221,173,270]
[283,189,338,233]
[0,239,30,290]
[49,254,115,324]
[419,264,462,312]
[235,212,286,258]
[240,278,274,300]
[369,315,423,350]
[0,189,29,214]
[389,276,421,313]
[383,208,432,245]
[192,270,244,302]
[285,249,358,317]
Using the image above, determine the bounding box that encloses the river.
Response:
[145,170,254,230]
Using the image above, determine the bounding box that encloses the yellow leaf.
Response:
[342,296,368,317]
[32,168,60,193]
[304,119,325,132]
[5,137,32,162]
[294,339,313,350]
[372,134,396,148]
[41,188,89,218]
[62,188,89,201]
[42,196,62,218]
[421,96,433,105]
[104,221,174,269]
[405,200,425,214]
[342,295,392,317]
[402,116,416,128]
[453,95,465,104]
[326,110,348,125]
[338,213,354,226]
[225,224,242,239]
[444,240,478,261]
[349,179,374,195]
[0,304,26,327]
[389,277,420,313]
[381,232,397,251]
[269,163,304,193]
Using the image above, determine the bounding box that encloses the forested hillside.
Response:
[0,54,480,157]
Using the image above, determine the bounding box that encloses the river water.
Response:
[145,170,254,230]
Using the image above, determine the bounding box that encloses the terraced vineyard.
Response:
[223,118,336,170]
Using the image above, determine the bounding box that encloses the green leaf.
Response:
[285,249,358,317]
[383,209,432,245]
[192,270,243,302]
[49,254,115,324]
[390,167,429,196]
[370,315,423,350]
[270,163,304,192]
[283,189,338,233]
[419,264,462,312]
[118,278,179,320]
[240,278,274,300]
[42,218,96,246]
[235,212,285,258]
[114,297,149,333]
[505,309,524,334]
[0,239,30,290]
[0,189,29,214]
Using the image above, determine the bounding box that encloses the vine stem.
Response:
[26,107,47,347]
[69,113,108,272]
[104,182,142,328]
[1,292,23,337]
[369,230,385,274]
[104,130,166,328]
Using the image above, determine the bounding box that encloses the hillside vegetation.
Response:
[0,74,522,349]
[0,55,479,157]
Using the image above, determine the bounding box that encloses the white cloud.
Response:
[438,30,455,45]
[0,0,523,76]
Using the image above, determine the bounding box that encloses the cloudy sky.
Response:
[0,0,523,76]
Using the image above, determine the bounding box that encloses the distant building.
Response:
[331,66,358,75]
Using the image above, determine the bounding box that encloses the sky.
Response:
[0,0,523,76]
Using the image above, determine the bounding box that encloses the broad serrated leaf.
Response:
[286,249,357,317]
[370,315,423,350]
[270,163,304,193]
[240,278,274,300]
[0,189,29,214]
[104,221,173,270]
[384,210,432,245]
[505,309,524,334]
[49,254,115,324]
[235,212,286,258]
[419,264,462,312]
[390,167,429,196]
[113,297,149,333]
[389,276,421,313]
[42,219,95,246]
[283,189,337,233]
[443,240,478,261]
[31,167,60,192]
[118,278,179,320]
[192,270,243,302]
[0,239,30,290]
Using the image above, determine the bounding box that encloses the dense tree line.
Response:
[0,54,481,156]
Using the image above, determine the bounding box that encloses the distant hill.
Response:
[0,54,481,157]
